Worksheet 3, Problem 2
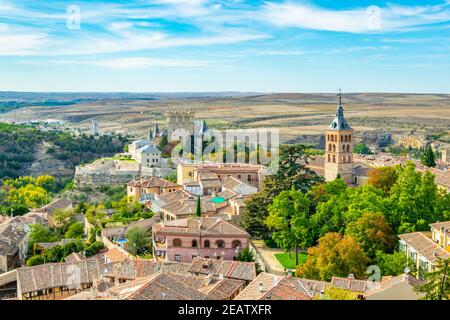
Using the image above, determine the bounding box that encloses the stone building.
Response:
[324,91,354,184]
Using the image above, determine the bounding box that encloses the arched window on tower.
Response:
[333,145,336,152]
[335,135,338,142]
[328,154,331,162]
[349,135,352,142]
[333,155,336,163]
[348,155,351,162]
[341,135,343,142]
[328,144,332,152]
[346,145,350,152]
[344,135,348,142]
[343,145,346,152]
[331,135,334,142]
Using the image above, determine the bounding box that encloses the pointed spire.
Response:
[329,88,352,131]
[148,128,153,140]
[155,120,160,135]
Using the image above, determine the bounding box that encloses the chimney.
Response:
[258,282,264,293]
[114,277,120,286]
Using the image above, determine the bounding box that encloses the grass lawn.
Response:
[275,252,308,270]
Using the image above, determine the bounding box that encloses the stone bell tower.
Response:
[324,89,354,183]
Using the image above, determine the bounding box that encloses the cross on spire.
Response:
[337,87,342,106]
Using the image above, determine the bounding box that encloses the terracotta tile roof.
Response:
[0,223,28,256]
[429,221,450,232]
[296,278,331,297]
[33,198,72,215]
[161,198,219,217]
[115,273,210,300]
[331,277,370,293]
[262,278,312,300]
[399,232,450,263]
[201,278,245,300]
[189,257,256,282]
[364,273,422,297]
[127,177,179,189]
[156,217,250,237]
[64,252,86,263]
[16,259,105,294]
[235,272,284,300]
[104,247,131,263]
[217,189,238,200]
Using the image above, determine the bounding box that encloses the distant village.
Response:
[0,94,449,301]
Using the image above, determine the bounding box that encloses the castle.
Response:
[148,111,208,143]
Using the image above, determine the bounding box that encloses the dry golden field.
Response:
[6,93,450,143]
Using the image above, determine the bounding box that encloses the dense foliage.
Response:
[0,123,128,179]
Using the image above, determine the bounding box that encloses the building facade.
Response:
[152,217,250,263]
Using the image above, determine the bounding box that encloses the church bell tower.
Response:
[324,89,354,183]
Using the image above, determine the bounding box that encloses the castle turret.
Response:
[324,90,354,183]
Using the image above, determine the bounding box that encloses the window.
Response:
[346,145,350,152]
[333,145,336,152]
[247,175,252,182]
[328,154,331,162]
[233,256,237,261]
[204,240,210,248]
[174,254,181,262]
[173,239,182,247]
[216,240,225,248]
[232,240,241,248]
[341,135,343,142]
[238,175,242,179]
[333,155,336,163]
[188,172,192,177]
[147,159,150,163]
[328,144,332,151]
[343,145,346,152]
[192,240,198,248]
[216,256,221,260]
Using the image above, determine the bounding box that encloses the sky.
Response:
[0,0,450,93]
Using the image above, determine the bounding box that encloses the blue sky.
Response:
[0,0,450,92]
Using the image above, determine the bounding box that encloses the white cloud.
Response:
[259,2,450,33]
[20,57,207,69]
[87,57,206,69]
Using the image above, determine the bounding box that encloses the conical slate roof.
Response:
[328,92,352,131]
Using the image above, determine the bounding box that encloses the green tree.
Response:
[266,187,313,266]
[322,287,359,300]
[296,233,369,281]
[345,212,396,259]
[159,135,168,148]
[416,257,450,300]
[36,175,57,193]
[374,251,410,277]
[64,222,85,239]
[240,144,322,239]
[26,255,45,267]
[126,227,148,255]
[388,162,443,232]
[195,196,201,217]
[368,166,399,194]
[85,241,105,256]
[237,247,254,262]
[353,143,372,155]
[421,145,436,168]
[28,224,60,252]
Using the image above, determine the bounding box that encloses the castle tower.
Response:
[324,90,354,183]
[166,110,195,141]
[148,128,154,140]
